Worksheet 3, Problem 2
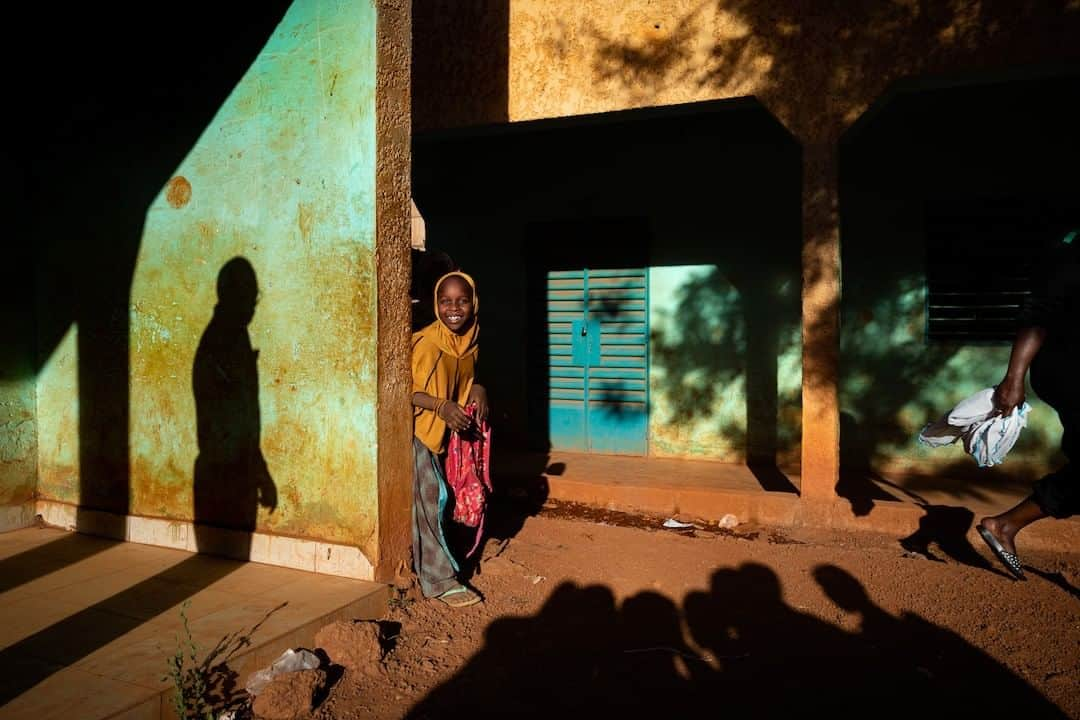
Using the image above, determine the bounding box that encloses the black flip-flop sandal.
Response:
[977,525,1026,580]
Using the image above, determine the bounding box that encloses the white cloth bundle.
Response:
[918,388,1031,467]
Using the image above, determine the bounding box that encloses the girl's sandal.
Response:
[436,585,482,608]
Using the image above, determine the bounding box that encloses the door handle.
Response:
[581,324,588,337]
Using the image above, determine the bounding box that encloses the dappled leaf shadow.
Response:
[581,0,1078,491]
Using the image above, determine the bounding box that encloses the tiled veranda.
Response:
[0,527,387,720]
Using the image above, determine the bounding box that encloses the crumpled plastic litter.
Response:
[717,514,739,529]
[663,518,704,530]
[244,648,322,696]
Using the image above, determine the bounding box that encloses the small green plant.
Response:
[161,599,287,720]
[163,600,215,720]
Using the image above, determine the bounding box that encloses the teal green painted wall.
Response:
[35,0,380,552]
[840,259,1063,480]
[648,265,802,464]
[839,78,1076,483]
[35,328,79,504]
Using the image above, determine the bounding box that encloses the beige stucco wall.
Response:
[415,0,1080,140]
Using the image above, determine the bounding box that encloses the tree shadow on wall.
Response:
[406,563,1066,718]
[837,72,1079,495]
[581,0,1078,501]
[192,258,277,558]
[650,266,800,492]
[583,0,1080,140]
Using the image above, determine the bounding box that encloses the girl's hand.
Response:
[437,400,473,433]
[467,384,489,423]
[993,376,1026,417]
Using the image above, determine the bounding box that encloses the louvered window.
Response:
[925,197,1038,343]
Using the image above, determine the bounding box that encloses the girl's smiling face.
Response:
[437,276,474,333]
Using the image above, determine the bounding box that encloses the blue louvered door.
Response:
[547,268,648,454]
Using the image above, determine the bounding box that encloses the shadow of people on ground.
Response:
[406,563,1068,718]
[814,565,1061,714]
[192,257,277,558]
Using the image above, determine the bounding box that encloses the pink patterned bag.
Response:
[445,405,492,558]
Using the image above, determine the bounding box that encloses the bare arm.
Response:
[993,326,1047,416]
[412,391,439,412]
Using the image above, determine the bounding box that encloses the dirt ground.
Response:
[264,498,1079,719]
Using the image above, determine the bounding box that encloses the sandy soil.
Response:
[270,499,1078,719]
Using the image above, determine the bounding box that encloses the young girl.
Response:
[411,271,488,607]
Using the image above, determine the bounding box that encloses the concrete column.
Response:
[799,142,841,500]
[375,0,414,582]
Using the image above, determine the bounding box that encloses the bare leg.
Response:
[978,498,1047,557]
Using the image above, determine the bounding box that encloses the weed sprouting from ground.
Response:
[162,599,288,719]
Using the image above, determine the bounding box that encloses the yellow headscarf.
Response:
[411,271,480,453]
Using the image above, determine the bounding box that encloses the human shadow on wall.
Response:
[4,1,291,553]
[0,262,277,705]
[192,258,277,559]
[406,563,1066,718]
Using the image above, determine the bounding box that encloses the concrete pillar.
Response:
[799,143,841,500]
[375,0,414,582]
